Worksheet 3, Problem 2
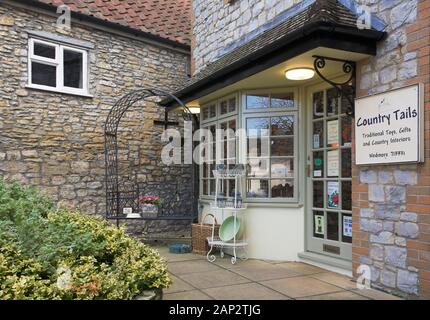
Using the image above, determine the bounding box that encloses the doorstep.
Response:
[298,251,352,277]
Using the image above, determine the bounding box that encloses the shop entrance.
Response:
[306,85,353,261]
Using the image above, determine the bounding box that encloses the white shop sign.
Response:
[355,84,424,165]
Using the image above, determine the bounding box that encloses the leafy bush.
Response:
[0,178,171,300]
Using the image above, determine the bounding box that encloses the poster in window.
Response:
[343,215,353,237]
[314,215,324,235]
[327,181,339,208]
[327,150,339,177]
[327,120,339,148]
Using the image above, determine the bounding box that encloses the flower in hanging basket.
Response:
[138,195,162,207]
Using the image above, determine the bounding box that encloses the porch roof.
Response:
[165,0,386,109]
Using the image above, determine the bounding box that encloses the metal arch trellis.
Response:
[104,88,196,224]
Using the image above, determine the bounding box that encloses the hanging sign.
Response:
[355,84,424,165]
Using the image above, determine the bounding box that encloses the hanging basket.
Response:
[192,213,220,255]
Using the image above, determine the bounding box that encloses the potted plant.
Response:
[138,195,162,218]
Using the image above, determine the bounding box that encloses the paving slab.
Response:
[168,259,222,275]
[352,288,403,300]
[203,282,290,300]
[276,262,326,275]
[261,276,344,299]
[179,269,250,290]
[297,291,369,300]
[229,261,302,281]
[164,290,212,300]
[164,274,195,294]
[310,272,357,290]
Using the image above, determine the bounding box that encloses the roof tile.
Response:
[37,0,191,45]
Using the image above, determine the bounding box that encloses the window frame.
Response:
[199,93,239,200]
[28,38,89,96]
[242,88,298,114]
[240,88,302,204]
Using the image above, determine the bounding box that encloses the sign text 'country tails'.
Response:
[355,84,424,165]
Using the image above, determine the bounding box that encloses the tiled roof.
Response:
[171,0,383,101]
[37,0,191,46]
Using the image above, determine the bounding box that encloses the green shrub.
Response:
[0,178,171,300]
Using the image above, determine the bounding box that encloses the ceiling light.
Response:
[187,107,201,114]
[285,68,315,81]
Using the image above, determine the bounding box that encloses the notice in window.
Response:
[327,120,339,148]
[343,215,353,237]
[327,150,339,177]
[327,181,339,208]
[314,215,324,235]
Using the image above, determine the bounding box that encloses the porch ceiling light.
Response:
[187,107,201,114]
[285,68,315,81]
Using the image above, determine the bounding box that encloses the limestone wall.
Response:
[0,3,193,238]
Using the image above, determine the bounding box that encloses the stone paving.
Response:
[153,246,402,300]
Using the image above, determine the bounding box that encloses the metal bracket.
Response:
[313,55,356,117]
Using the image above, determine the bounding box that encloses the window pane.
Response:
[342,181,352,211]
[202,180,208,195]
[271,180,294,198]
[271,93,294,108]
[34,42,56,59]
[271,116,294,136]
[313,181,324,208]
[220,100,228,115]
[271,158,294,178]
[327,181,340,209]
[326,88,338,117]
[342,214,353,243]
[247,138,270,157]
[341,85,354,114]
[228,97,236,113]
[271,137,294,157]
[209,179,216,196]
[247,179,269,198]
[209,105,216,118]
[341,149,352,178]
[247,118,270,137]
[31,62,56,87]
[202,163,208,178]
[341,117,352,147]
[63,49,83,89]
[313,211,325,239]
[202,107,209,120]
[313,151,324,178]
[313,121,324,149]
[247,158,269,178]
[327,212,339,241]
[246,94,270,109]
[313,91,324,119]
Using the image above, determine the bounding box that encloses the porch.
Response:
[154,246,402,300]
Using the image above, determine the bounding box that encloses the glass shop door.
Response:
[306,87,353,261]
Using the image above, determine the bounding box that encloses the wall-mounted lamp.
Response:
[285,68,315,81]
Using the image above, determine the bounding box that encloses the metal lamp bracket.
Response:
[313,55,356,117]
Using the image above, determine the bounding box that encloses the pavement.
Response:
[153,246,402,300]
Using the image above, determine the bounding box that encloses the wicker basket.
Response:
[192,213,220,255]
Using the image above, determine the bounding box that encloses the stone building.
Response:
[0,0,193,238]
[168,0,430,299]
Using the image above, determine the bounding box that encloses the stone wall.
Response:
[192,0,303,72]
[0,3,193,238]
[353,0,430,299]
